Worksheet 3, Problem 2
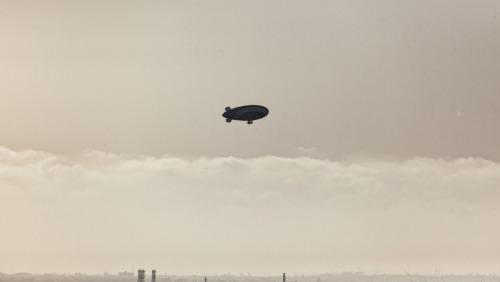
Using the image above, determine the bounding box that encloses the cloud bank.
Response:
[1,146,499,274]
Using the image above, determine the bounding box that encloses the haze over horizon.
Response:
[1,0,499,276]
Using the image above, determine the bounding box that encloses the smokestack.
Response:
[152,270,156,282]
[138,270,145,282]
[283,273,286,282]
[205,277,207,282]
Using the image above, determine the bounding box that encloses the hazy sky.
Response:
[1,0,500,275]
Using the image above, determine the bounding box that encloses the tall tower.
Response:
[138,270,145,282]
[283,273,286,282]
[152,270,156,282]
[205,277,207,282]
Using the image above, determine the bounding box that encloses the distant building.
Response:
[118,271,134,281]
[138,270,146,282]
[119,272,134,277]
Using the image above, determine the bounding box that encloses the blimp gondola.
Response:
[222,105,269,125]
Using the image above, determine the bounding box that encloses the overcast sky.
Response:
[1,0,500,275]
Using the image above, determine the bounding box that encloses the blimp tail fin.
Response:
[225,107,231,112]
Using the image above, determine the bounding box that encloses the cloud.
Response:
[1,146,500,274]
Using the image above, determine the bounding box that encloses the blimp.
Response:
[222,105,269,124]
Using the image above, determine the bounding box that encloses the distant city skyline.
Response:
[2,272,500,280]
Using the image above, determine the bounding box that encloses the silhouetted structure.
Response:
[205,277,207,282]
[138,270,145,282]
[283,273,286,282]
[152,270,156,282]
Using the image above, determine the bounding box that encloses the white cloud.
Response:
[1,147,499,274]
